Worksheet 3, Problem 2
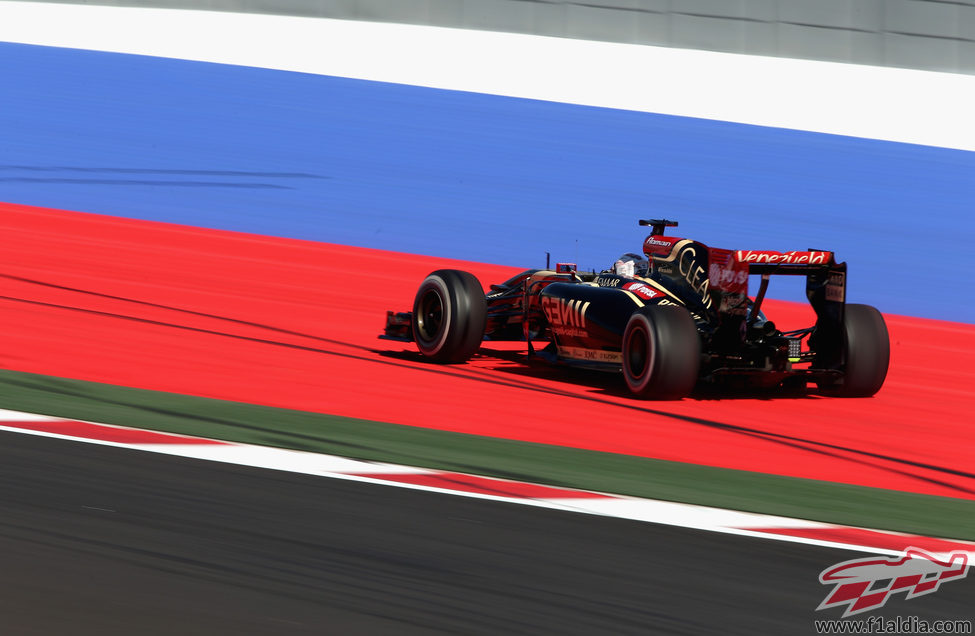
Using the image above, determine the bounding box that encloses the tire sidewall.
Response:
[622,304,700,399]
[413,274,453,358]
[622,311,657,394]
[412,270,487,363]
[841,303,890,396]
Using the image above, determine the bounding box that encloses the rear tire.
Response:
[622,304,700,399]
[412,270,487,363]
[821,303,890,397]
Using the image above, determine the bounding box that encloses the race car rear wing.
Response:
[729,250,843,315]
[732,249,847,367]
[735,250,834,273]
[734,250,845,311]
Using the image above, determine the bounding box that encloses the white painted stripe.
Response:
[2,411,972,557]
[571,497,839,532]
[127,443,436,475]
[0,424,433,474]
[0,409,61,422]
[1,2,974,151]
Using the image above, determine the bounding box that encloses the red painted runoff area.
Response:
[2,203,973,499]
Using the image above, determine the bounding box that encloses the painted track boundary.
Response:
[3,409,973,559]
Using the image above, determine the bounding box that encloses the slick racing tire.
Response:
[622,304,701,400]
[821,303,890,397]
[412,269,487,364]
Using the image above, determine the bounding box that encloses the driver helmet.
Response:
[613,253,649,278]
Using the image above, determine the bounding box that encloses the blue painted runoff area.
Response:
[2,43,973,322]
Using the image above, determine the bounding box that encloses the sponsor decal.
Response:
[541,296,591,329]
[595,276,621,287]
[817,547,970,617]
[826,272,846,303]
[623,281,660,300]
[676,244,712,309]
[560,346,623,363]
[708,248,748,297]
[708,263,748,288]
[736,250,831,265]
[551,326,587,338]
[644,237,674,249]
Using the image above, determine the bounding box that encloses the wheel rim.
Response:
[416,288,445,344]
[626,325,650,381]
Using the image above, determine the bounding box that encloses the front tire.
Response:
[412,270,487,363]
[622,304,700,399]
[821,303,890,397]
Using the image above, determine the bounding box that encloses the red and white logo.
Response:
[623,281,660,300]
[817,548,969,617]
[736,250,831,265]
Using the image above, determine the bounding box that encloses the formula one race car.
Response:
[382,220,890,399]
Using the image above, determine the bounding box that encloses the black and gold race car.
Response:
[383,220,889,399]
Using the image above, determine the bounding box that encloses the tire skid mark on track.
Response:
[2,410,974,559]
[2,202,973,500]
[5,286,973,498]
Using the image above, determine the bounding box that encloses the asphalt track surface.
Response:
[2,431,971,636]
[3,204,974,501]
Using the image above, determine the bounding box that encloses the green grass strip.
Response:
[1,369,972,540]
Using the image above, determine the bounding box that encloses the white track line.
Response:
[1,1,974,151]
[3,411,974,558]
